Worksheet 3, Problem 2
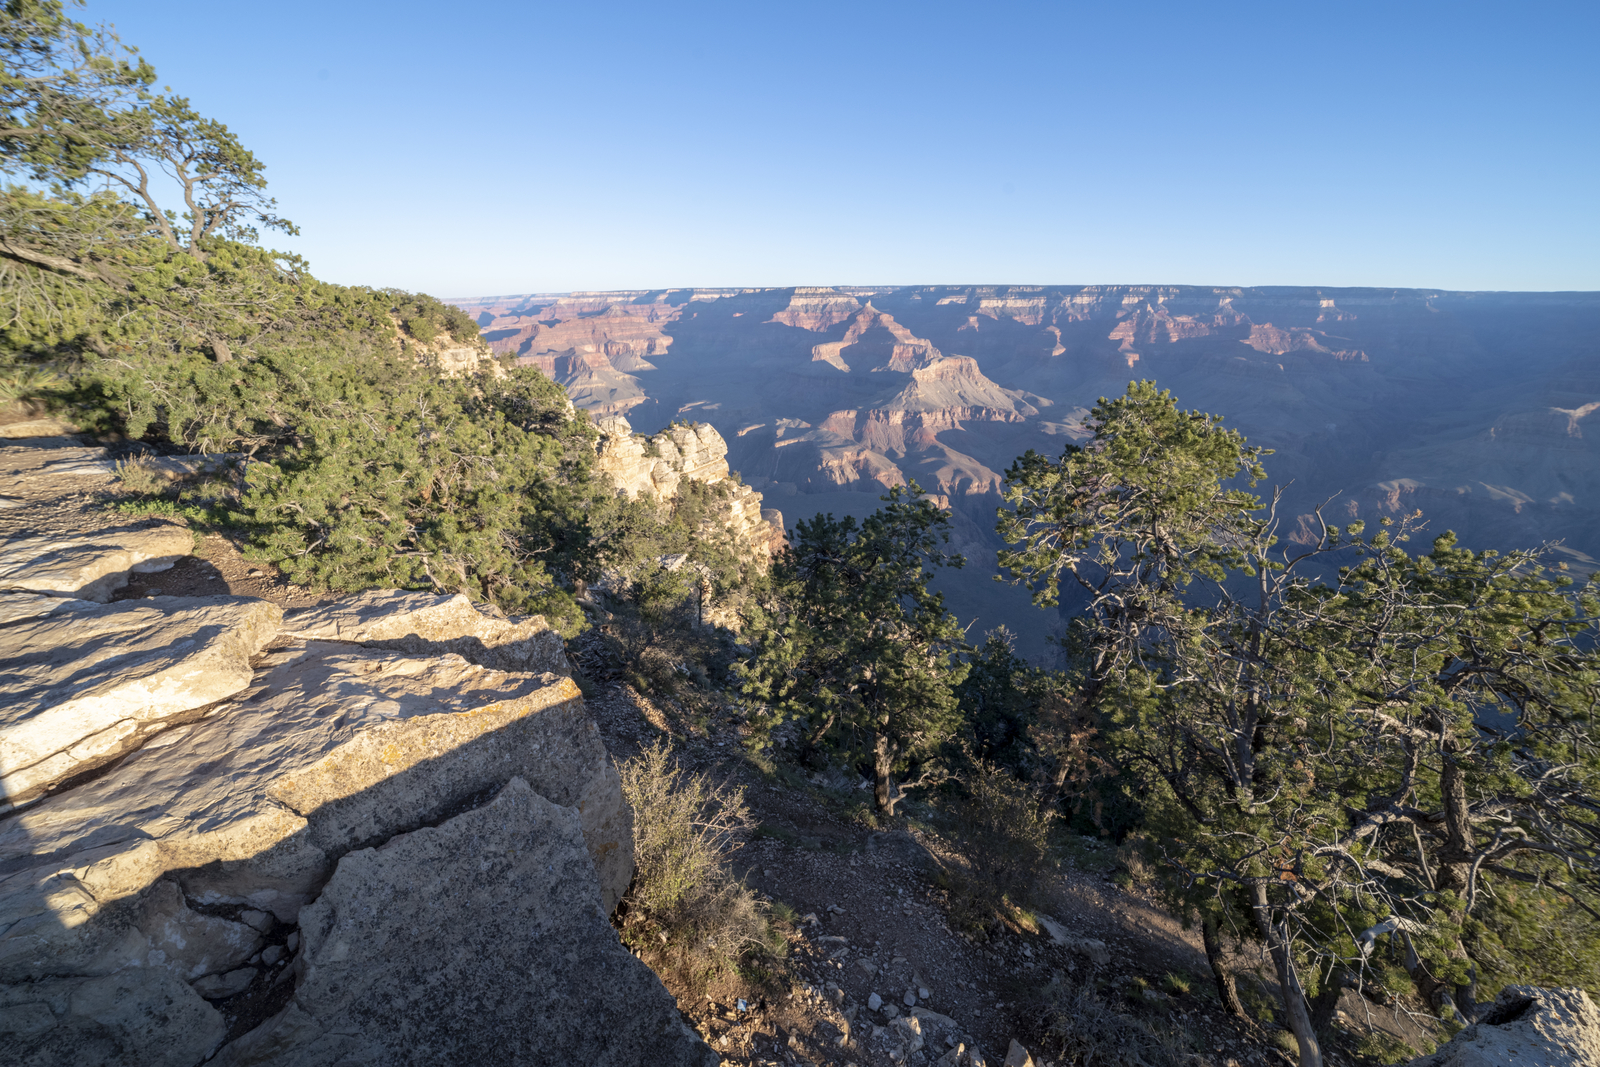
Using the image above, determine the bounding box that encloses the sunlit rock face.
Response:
[593,415,783,562]
[0,583,711,1066]
[457,285,1600,664]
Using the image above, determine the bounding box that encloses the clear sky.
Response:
[89,0,1598,296]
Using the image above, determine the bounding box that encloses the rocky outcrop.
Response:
[1408,986,1600,1067]
[768,287,864,331]
[594,415,784,558]
[0,594,284,809]
[522,348,651,416]
[215,777,715,1067]
[279,589,569,674]
[0,581,709,1066]
[0,524,194,602]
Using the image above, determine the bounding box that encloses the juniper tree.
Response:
[997,382,1600,1067]
[737,484,969,813]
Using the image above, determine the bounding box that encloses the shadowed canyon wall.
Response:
[455,286,1600,664]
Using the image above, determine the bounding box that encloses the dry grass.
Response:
[618,740,776,993]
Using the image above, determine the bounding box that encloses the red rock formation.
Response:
[448,285,1600,664]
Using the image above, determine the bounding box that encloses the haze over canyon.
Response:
[454,285,1600,663]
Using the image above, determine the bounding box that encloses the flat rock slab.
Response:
[216,778,715,1067]
[5,445,115,477]
[0,593,96,626]
[0,641,629,983]
[281,588,567,674]
[0,524,194,602]
[1,966,227,1067]
[0,594,283,808]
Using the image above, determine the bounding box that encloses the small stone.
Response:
[868,992,882,1011]
[1004,1038,1034,1067]
[287,931,300,952]
[261,944,284,965]
[191,967,256,1000]
[240,908,274,932]
[904,989,918,1006]
[918,986,930,1000]
[855,959,878,977]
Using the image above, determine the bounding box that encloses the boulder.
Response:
[1035,914,1110,966]
[889,1014,925,1057]
[0,594,283,808]
[214,778,716,1067]
[0,640,629,984]
[1408,985,1600,1067]
[280,589,567,674]
[0,524,194,602]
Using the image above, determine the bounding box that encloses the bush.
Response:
[1044,973,1185,1066]
[618,741,772,988]
[943,756,1057,933]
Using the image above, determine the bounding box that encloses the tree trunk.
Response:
[1202,914,1247,1018]
[873,732,897,815]
[1250,883,1322,1067]
[1414,747,1474,1021]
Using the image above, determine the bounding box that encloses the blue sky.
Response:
[90,0,1598,296]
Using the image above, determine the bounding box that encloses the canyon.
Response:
[457,285,1600,663]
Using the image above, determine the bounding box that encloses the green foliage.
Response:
[736,484,970,812]
[998,380,1600,1066]
[0,0,154,182]
[222,352,599,630]
[997,379,1267,613]
[393,292,479,345]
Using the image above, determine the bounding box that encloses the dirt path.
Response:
[585,683,1322,1067]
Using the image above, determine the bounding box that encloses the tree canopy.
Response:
[998,382,1600,1067]
[736,485,970,812]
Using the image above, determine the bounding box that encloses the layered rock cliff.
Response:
[594,415,785,558]
[453,284,1600,664]
[0,463,718,1065]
